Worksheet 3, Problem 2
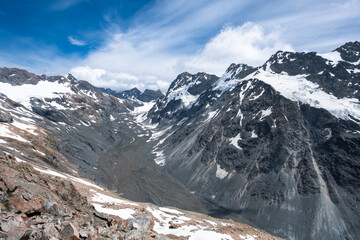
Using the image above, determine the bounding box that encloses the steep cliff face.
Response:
[99,87,164,102]
[0,69,135,182]
[144,42,360,240]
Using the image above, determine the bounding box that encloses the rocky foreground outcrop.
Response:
[0,151,282,240]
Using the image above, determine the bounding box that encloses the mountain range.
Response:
[99,87,164,102]
[0,41,359,240]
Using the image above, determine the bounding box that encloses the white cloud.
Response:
[68,36,87,46]
[71,0,357,91]
[2,0,358,92]
[70,66,169,91]
[177,23,293,75]
[70,22,293,91]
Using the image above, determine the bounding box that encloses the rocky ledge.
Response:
[0,150,282,240]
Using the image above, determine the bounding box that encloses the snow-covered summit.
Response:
[210,42,360,122]
[148,72,219,123]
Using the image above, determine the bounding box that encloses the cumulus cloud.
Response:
[1,0,359,92]
[70,22,292,91]
[177,23,293,75]
[70,66,169,91]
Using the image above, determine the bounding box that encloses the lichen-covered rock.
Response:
[124,230,147,239]
[0,110,13,123]
[43,202,60,216]
[60,223,79,240]
[127,217,152,231]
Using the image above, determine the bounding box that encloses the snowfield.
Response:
[0,81,73,109]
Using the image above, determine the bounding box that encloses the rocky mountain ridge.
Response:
[99,87,164,102]
[0,41,359,240]
[0,69,281,239]
[142,41,360,240]
[1,149,281,239]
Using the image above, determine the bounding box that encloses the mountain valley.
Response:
[0,42,359,240]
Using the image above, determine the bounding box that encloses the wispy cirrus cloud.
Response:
[49,0,84,11]
[1,0,359,91]
[70,0,360,91]
[68,36,87,46]
[70,21,292,90]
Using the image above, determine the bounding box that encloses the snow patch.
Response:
[47,100,67,110]
[34,167,67,178]
[165,77,202,110]
[80,120,90,126]
[159,207,184,215]
[177,117,189,125]
[239,234,258,240]
[324,128,332,140]
[229,134,241,150]
[92,203,135,219]
[318,51,342,65]
[251,130,258,138]
[148,207,234,240]
[92,192,138,206]
[204,110,220,122]
[249,88,265,101]
[11,120,38,136]
[216,164,229,179]
[0,124,30,142]
[205,220,217,226]
[0,81,73,109]
[15,156,26,163]
[152,149,165,166]
[259,107,272,121]
[69,176,104,190]
[246,70,360,121]
[147,126,172,142]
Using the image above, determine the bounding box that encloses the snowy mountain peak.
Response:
[0,67,44,86]
[223,63,257,81]
[120,87,141,99]
[167,72,217,95]
[143,42,360,240]
[138,89,164,102]
[148,72,219,123]
[335,41,360,63]
[1,42,360,240]
[66,73,78,83]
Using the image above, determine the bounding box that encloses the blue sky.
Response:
[0,0,359,91]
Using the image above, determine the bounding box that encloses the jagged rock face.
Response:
[0,110,13,123]
[0,152,283,240]
[100,87,141,100]
[0,153,94,239]
[223,63,258,80]
[138,89,164,102]
[98,87,123,98]
[100,87,164,102]
[0,154,158,240]
[146,42,360,240]
[266,48,360,100]
[335,41,360,62]
[148,72,219,123]
[0,67,44,85]
[120,87,142,99]
[0,70,135,181]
